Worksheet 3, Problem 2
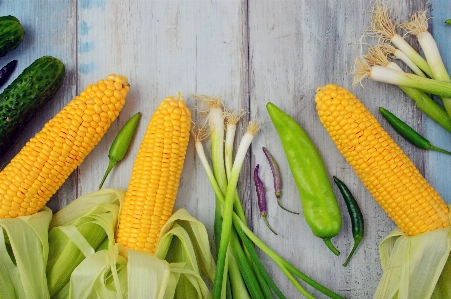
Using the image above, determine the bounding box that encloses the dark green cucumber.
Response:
[0,15,25,57]
[0,56,65,157]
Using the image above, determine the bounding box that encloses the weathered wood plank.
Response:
[76,0,249,245]
[427,0,451,204]
[0,1,78,210]
[0,1,449,298]
[248,0,431,298]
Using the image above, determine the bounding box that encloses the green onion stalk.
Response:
[367,1,433,77]
[212,121,259,299]
[354,45,451,133]
[193,97,275,299]
[194,97,247,298]
[376,43,426,78]
[193,100,345,299]
[224,111,287,299]
[194,132,259,299]
[403,10,451,119]
[224,109,248,222]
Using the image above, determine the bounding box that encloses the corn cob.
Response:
[115,92,191,253]
[0,74,129,218]
[315,84,450,235]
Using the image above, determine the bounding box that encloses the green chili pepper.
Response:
[98,112,141,189]
[446,19,451,25]
[379,107,451,155]
[266,102,342,256]
[333,176,364,267]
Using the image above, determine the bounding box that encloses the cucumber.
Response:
[0,15,25,57]
[0,56,65,157]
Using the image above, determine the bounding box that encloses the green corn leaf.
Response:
[374,205,451,299]
[69,243,127,299]
[64,204,214,299]
[47,188,125,297]
[156,208,216,283]
[0,207,52,299]
[431,253,451,299]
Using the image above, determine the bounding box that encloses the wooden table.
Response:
[1,1,450,298]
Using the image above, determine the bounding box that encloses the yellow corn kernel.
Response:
[315,84,450,235]
[115,92,191,253]
[0,74,129,218]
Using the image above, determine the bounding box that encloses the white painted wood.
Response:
[426,0,451,205]
[0,1,78,209]
[248,0,431,298]
[75,0,249,245]
[0,0,448,298]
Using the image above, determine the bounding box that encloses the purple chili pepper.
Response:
[254,164,277,235]
[0,60,17,89]
[262,147,299,214]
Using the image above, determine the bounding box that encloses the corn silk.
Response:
[374,205,451,299]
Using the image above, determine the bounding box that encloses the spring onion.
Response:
[403,11,451,117]
[353,61,451,98]
[224,109,249,222]
[193,96,261,298]
[193,128,277,299]
[354,44,451,133]
[213,121,259,299]
[224,108,246,180]
[368,1,433,77]
[403,11,449,81]
[377,43,426,77]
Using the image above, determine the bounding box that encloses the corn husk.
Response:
[69,243,127,299]
[47,188,125,298]
[67,207,214,299]
[374,205,451,299]
[0,207,53,299]
[155,208,215,299]
[155,208,216,282]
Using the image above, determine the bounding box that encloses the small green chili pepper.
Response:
[267,102,341,256]
[446,19,451,25]
[333,176,364,267]
[99,112,141,189]
[379,107,451,155]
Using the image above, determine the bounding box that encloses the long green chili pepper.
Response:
[446,19,451,25]
[379,107,451,155]
[267,102,342,256]
[333,176,364,267]
[99,112,141,189]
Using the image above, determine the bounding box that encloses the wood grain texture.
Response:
[248,0,430,298]
[426,0,451,204]
[0,1,78,210]
[0,0,449,298]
